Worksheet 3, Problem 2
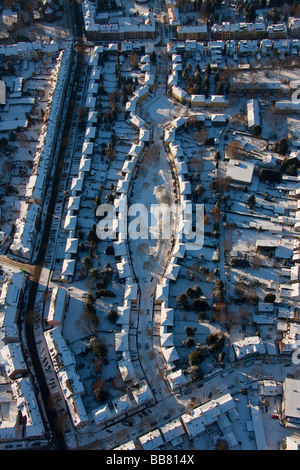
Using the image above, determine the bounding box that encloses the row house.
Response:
[0,272,26,344]
[189,94,227,108]
[260,38,273,57]
[166,37,300,60]
[82,0,155,41]
[267,23,287,39]
[211,22,267,41]
[10,45,73,260]
[44,327,88,428]
[177,24,208,41]
[207,40,225,64]
[0,41,60,62]
[238,39,258,57]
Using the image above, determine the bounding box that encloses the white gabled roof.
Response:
[61,259,76,276]
[79,158,91,173]
[134,84,149,98]
[160,418,185,443]
[65,237,79,254]
[131,380,154,404]
[130,114,147,129]
[67,196,81,211]
[70,176,84,192]
[124,282,138,301]
[113,394,133,414]
[122,158,136,174]
[156,282,169,302]
[139,429,164,451]
[173,241,186,259]
[114,239,127,257]
[118,357,135,382]
[116,304,130,325]
[117,177,130,194]
[116,257,131,278]
[165,262,180,281]
[161,302,174,326]
[162,346,179,363]
[92,404,113,425]
[115,331,129,352]
[172,86,187,100]
[160,328,175,347]
[64,214,77,231]
[167,369,187,389]
[128,142,144,157]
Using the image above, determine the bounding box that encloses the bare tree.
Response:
[226,140,245,160]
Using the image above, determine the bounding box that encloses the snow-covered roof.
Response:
[112,394,133,414]
[61,259,76,277]
[232,336,265,359]
[115,331,129,352]
[65,237,79,255]
[156,282,169,302]
[160,303,174,327]
[92,404,113,425]
[226,159,254,185]
[160,330,175,347]
[164,262,180,281]
[64,214,77,231]
[139,429,164,450]
[118,357,135,382]
[116,304,130,326]
[47,287,67,325]
[162,346,179,363]
[160,418,185,444]
[131,380,154,404]
[167,369,187,389]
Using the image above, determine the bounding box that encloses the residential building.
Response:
[0,272,26,344]
[172,85,188,103]
[181,394,237,439]
[260,39,272,57]
[1,343,28,380]
[232,336,266,360]
[267,24,287,39]
[168,7,180,29]
[160,419,185,446]
[177,25,208,41]
[167,369,187,390]
[82,0,156,41]
[139,429,164,450]
[211,22,266,40]
[226,160,255,185]
[282,378,300,428]
[247,99,260,129]
[92,404,113,426]
[47,287,68,328]
[289,18,300,37]
[238,40,258,57]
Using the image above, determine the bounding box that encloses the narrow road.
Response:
[0,255,37,276]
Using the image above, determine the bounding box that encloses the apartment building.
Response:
[82,0,156,41]
[211,22,267,40]
[177,24,208,41]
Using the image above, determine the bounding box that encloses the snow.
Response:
[3,0,300,450]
